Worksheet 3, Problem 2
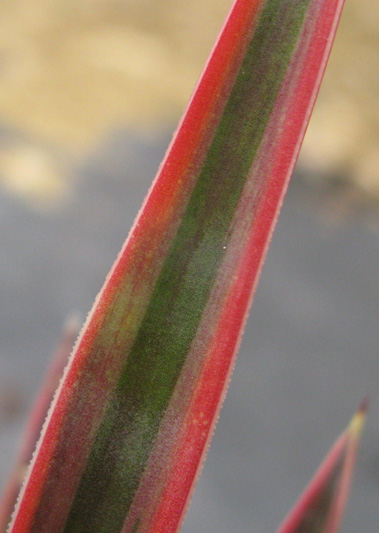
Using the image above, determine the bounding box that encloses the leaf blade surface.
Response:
[10,1,345,531]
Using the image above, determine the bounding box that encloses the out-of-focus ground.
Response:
[0,1,378,532]
[0,0,378,212]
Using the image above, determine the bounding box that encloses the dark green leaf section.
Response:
[295,455,344,533]
[131,519,140,533]
[63,1,310,531]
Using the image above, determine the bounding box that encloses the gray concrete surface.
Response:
[0,130,378,531]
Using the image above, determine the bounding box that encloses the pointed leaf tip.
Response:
[348,397,368,438]
[277,402,367,533]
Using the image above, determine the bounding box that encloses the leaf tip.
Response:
[348,397,368,439]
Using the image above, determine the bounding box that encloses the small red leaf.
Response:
[0,316,79,532]
[277,400,368,533]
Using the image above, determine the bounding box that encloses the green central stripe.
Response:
[64,1,310,530]
[298,455,344,531]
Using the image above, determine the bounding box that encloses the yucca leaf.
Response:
[9,1,345,531]
[0,317,79,532]
[277,401,367,533]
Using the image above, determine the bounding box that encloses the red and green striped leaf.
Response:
[277,401,367,533]
[8,0,345,531]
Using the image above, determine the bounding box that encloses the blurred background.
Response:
[0,1,378,531]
